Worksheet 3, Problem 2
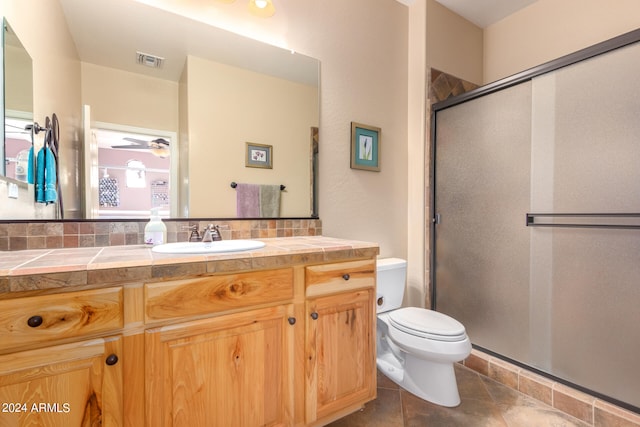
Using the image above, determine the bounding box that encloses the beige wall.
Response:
[4,45,33,112]
[426,0,483,85]
[484,0,640,84]
[406,0,428,307]
[81,63,179,131]
[288,0,410,260]
[1,0,82,218]
[184,55,317,217]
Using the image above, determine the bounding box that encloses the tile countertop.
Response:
[0,236,379,295]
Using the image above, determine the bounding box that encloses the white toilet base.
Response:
[402,354,462,407]
[376,353,404,385]
[377,353,462,407]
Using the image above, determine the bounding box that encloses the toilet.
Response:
[376,258,471,407]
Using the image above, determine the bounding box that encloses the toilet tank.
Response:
[376,258,407,313]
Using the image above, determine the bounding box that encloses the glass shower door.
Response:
[433,81,533,363]
[433,40,640,409]
[528,41,640,406]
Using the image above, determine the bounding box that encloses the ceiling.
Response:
[58,0,538,86]
[433,0,539,28]
[398,0,537,28]
[58,0,318,84]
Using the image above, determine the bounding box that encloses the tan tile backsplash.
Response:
[463,349,640,426]
[0,218,322,251]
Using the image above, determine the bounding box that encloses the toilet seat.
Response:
[388,307,467,342]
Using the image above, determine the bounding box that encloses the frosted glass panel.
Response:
[434,40,640,409]
[434,82,532,362]
[535,41,640,405]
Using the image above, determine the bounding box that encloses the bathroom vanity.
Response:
[0,236,378,426]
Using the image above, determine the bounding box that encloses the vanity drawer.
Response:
[0,287,124,351]
[144,268,294,322]
[305,259,375,297]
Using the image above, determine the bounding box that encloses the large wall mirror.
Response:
[1,19,34,181]
[1,0,319,220]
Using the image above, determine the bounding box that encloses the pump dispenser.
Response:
[144,208,167,245]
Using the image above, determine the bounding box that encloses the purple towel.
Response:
[236,183,260,218]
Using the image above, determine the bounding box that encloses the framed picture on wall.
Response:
[350,122,380,171]
[245,142,273,169]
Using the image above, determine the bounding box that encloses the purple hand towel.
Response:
[236,183,260,218]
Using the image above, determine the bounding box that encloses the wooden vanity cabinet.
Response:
[0,337,123,426]
[145,304,295,427]
[143,268,297,427]
[0,288,125,426]
[0,253,377,427]
[0,287,124,352]
[141,259,376,427]
[304,260,377,425]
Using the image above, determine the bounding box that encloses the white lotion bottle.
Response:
[144,208,167,245]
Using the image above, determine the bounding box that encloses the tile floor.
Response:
[328,364,594,427]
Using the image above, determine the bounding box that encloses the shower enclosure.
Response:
[431,30,640,411]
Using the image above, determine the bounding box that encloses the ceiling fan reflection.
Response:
[111,137,170,158]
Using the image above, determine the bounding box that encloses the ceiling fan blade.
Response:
[123,137,148,145]
[111,145,152,149]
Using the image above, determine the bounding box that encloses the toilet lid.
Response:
[388,307,467,342]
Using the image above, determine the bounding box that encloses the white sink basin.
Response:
[151,240,265,254]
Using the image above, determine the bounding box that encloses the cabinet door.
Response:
[145,305,294,427]
[305,289,376,423]
[0,337,123,427]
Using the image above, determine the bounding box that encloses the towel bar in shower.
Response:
[526,213,640,229]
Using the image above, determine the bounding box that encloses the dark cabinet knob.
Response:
[288,317,296,325]
[27,315,43,328]
[310,312,318,320]
[105,354,119,366]
[342,274,350,281]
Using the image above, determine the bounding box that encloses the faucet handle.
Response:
[184,224,201,242]
[206,224,223,241]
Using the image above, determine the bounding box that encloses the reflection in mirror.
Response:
[64,0,319,219]
[4,117,33,181]
[2,19,34,178]
[87,125,176,219]
[1,1,319,220]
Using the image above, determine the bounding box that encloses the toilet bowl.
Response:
[376,258,471,407]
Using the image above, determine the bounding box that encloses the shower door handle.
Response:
[433,213,441,225]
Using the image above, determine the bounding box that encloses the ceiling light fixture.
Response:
[248,0,275,17]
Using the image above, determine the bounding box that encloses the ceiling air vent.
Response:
[136,51,164,69]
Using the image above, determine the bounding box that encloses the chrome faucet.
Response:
[201,224,222,242]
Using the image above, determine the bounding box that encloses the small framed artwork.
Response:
[245,142,273,169]
[351,122,380,171]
